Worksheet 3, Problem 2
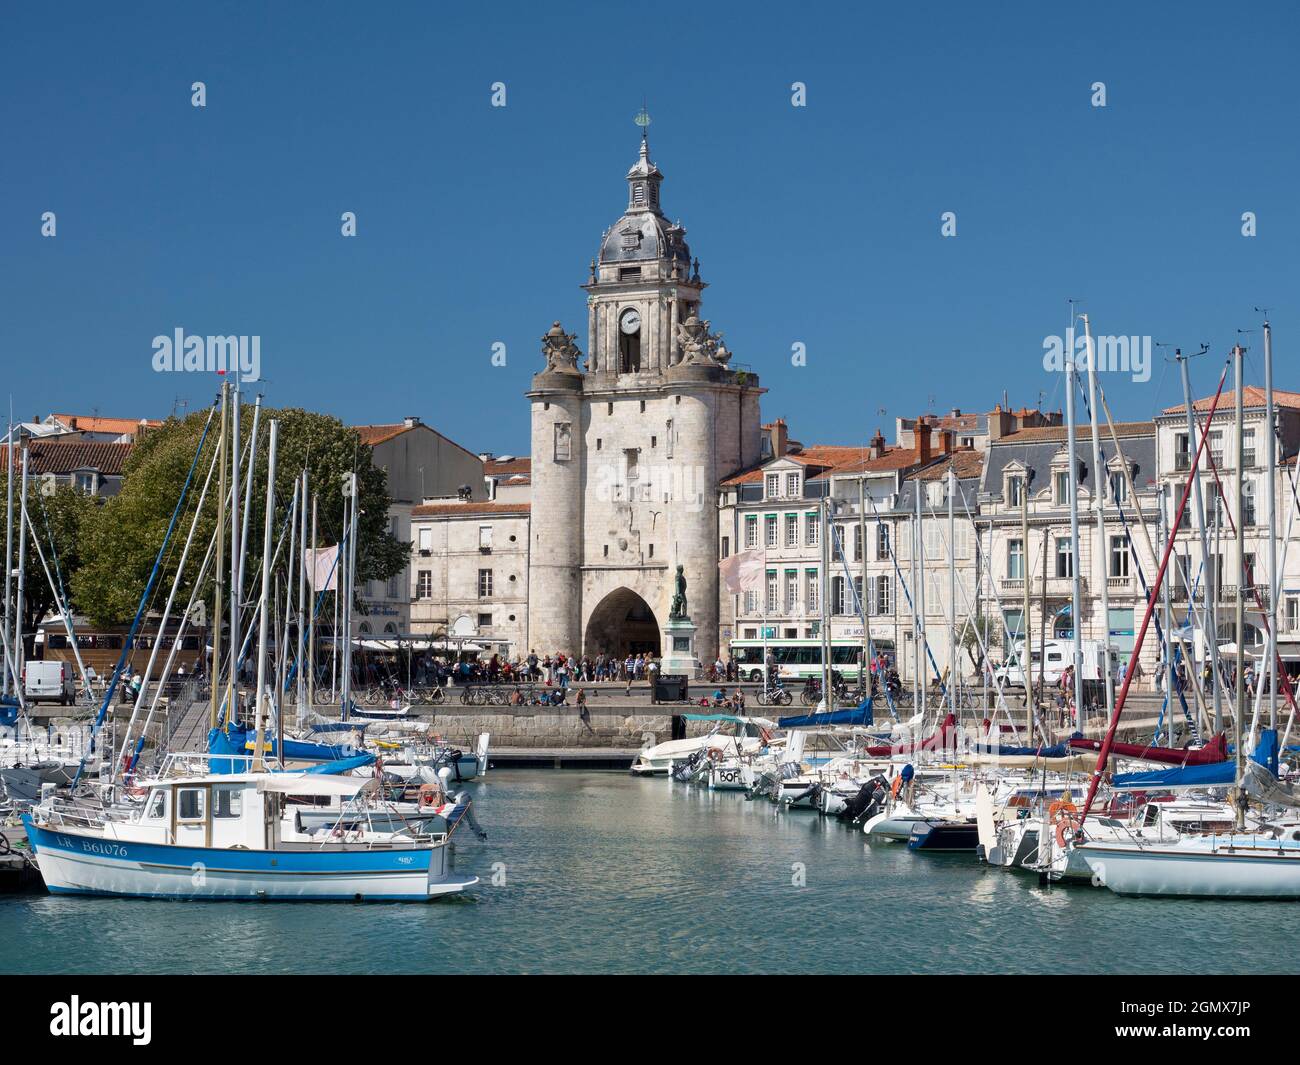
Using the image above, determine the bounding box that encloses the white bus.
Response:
[730,638,892,683]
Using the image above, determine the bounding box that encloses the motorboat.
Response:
[631,716,772,776]
[23,771,477,901]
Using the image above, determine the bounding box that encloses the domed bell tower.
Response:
[584,131,706,377]
[527,126,764,665]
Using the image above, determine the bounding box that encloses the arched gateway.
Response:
[584,588,661,658]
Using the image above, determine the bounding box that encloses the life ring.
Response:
[706,747,725,764]
[125,783,148,800]
[418,783,443,809]
[1055,814,1082,848]
[1048,800,1078,824]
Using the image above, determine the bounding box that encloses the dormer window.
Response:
[1054,471,1070,504]
[785,472,800,498]
[765,473,780,499]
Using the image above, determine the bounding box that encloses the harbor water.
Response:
[2,770,1295,974]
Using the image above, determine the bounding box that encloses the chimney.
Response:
[915,415,932,463]
[987,403,1013,441]
[403,416,421,428]
[941,429,954,455]
[869,428,886,460]
[768,418,789,457]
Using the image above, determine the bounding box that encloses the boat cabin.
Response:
[113,774,379,850]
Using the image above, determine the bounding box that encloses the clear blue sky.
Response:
[2,1,1295,455]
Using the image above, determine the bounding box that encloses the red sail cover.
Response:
[865,713,959,757]
[1068,731,1228,766]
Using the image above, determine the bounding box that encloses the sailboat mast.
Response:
[1177,349,1220,732]
[308,490,318,709]
[1160,501,1175,745]
[236,394,262,616]
[1081,315,1115,722]
[916,477,927,711]
[251,419,279,771]
[1263,320,1277,729]
[820,496,832,711]
[948,465,957,716]
[1064,309,1084,732]
[1233,344,1247,830]
[227,382,241,726]
[1021,466,1032,737]
[340,472,358,721]
[859,476,868,688]
[14,441,29,683]
[210,382,228,731]
[3,413,13,698]
[297,470,308,721]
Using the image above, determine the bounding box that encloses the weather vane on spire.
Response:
[634,103,651,139]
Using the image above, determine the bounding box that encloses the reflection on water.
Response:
[1,770,1295,974]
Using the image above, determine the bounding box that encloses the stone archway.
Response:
[584,587,661,658]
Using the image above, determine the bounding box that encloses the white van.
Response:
[23,660,75,705]
[996,640,1118,689]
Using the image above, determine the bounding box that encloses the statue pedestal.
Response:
[661,617,699,676]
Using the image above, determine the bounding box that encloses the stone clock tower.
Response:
[527,131,764,664]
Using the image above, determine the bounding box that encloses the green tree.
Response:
[74,405,407,628]
[0,479,97,660]
[960,611,1001,675]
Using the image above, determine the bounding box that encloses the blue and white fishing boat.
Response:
[22,771,477,901]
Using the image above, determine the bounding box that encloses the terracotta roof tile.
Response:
[353,424,412,446]
[50,414,160,436]
[721,444,921,486]
[0,441,133,476]
[908,449,985,481]
[485,457,531,477]
[412,501,530,517]
[997,420,1154,443]
[1161,388,1300,415]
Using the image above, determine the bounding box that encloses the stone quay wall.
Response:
[414,702,713,750]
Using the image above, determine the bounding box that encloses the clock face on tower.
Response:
[620,308,641,335]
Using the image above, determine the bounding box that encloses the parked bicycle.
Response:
[754,684,792,707]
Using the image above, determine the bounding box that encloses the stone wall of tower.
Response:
[525,376,584,656]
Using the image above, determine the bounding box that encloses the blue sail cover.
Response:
[1112,729,1279,791]
[779,699,873,729]
[973,741,1073,758]
[301,752,375,774]
[207,725,362,773]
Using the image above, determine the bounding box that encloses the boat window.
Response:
[212,785,244,819]
[145,790,166,820]
[177,788,205,821]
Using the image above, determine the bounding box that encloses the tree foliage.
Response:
[0,478,97,658]
[960,611,1001,671]
[73,405,407,628]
